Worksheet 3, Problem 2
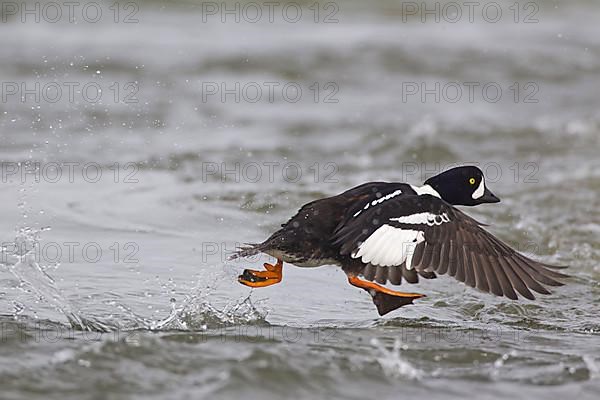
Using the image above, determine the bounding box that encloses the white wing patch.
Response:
[391,212,450,226]
[472,178,485,199]
[351,224,425,268]
[353,189,403,218]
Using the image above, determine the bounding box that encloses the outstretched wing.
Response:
[332,194,568,300]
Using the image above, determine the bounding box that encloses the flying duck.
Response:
[230,166,568,315]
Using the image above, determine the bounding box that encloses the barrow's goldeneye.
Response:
[231,166,568,315]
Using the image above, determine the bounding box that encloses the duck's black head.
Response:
[424,166,500,206]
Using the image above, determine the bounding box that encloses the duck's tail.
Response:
[228,243,262,260]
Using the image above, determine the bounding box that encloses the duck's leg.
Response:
[347,275,425,316]
[238,259,283,288]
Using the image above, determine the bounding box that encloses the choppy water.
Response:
[1,0,599,399]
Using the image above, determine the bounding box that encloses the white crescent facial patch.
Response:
[472,178,485,199]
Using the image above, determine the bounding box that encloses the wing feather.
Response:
[498,257,534,300]
[493,257,518,300]
[471,252,489,292]
[388,267,403,285]
[403,265,419,284]
[508,258,551,295]
[332,193,567,299]
[482,254,503,296]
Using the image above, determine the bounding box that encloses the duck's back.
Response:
[259,182,408,267]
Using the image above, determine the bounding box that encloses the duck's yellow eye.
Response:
[469,178,476,185]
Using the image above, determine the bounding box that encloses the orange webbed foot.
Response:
[348,276,425,298]
[238,259,283,288]
[347,275,426,316]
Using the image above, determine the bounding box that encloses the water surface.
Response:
[1,1,599,399]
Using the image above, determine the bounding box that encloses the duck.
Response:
[230,165,568,315]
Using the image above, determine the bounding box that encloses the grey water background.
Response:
[0,0,599,398]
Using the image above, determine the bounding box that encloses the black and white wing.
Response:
[333,194,568,300]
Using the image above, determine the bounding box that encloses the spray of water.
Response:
[2,226,114,332]
[370,337,422,380]
[1,226,267,333]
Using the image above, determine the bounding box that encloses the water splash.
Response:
[109,284,268,331]
[370,338,422,380]
[490,349,518,380]
[2,225,267,334]
[583,355,600,380]
[1,226,113,332]
[493,350,518,369]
